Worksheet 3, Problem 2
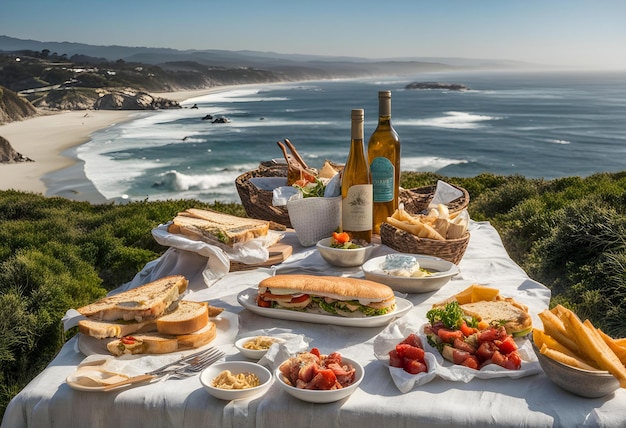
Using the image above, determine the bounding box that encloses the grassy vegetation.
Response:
[2,171,626,417]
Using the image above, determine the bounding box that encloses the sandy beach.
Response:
[0,85,240,203]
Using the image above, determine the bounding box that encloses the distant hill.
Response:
[0,35,536,74]
[0,35,540,122]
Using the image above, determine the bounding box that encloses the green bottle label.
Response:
[371,157,394,202]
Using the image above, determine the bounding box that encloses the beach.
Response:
[0,86,234,203]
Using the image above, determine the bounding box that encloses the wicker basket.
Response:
[381,183,471,264]
[235,162,292,227]
[380,222,470,265]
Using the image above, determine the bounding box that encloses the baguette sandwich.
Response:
[256,274,396,317]
[168,208,270,246]
[77,275,188,322]
[78,300,212,339]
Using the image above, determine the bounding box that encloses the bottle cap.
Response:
[379,90,391,98]
[351,109,364,120]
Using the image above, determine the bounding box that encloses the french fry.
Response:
[615,338,626,347]
[563,312,626,388]
[597,328,626,365]
[538,310,579,352]
[533,328,598,368]
[540,343,601,371]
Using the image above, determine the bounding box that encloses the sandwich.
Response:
[77,275,188,322]
[459,300,532,337]
[106,322,217,356]
[168,208,270,246]
[256,274,396,317]
[78,300,213,339]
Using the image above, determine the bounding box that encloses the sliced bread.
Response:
[77,275,188,322]
[156,300,209,335]
[106,321,217,356]
[78,300,210,339]
[168,208,269,246]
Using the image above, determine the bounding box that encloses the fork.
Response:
[165,349,225,380]
[102,347,224,391]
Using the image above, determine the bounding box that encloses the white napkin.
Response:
[428,180,464,209]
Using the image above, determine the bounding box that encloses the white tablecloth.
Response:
[3,221,626,428]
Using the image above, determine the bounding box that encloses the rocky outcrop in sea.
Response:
[405,82,470,91]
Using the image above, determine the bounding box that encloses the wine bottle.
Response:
[341,108,373,243]
[367,90,401,234]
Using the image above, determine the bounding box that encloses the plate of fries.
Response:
[532,305,626,397]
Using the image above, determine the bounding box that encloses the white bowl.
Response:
[275,356,364,403]
[316,237,376,267]
[362,254,459,293]
[200,361,272,401]
[235,336,285,360]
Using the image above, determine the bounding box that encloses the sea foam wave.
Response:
[397,111,503,129]
[401,156,468,172]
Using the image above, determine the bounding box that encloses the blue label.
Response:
[370,157,394,202]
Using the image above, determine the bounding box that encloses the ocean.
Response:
[72,70,626,204]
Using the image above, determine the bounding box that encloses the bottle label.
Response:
[370,157,394,202]
[342,184,373,231]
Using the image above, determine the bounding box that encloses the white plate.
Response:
[237,288,412,327]
[362,254,459,293]
[77,311,238,357]
[66,364,132,392]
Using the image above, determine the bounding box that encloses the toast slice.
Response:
[78,300,210,339]
[168,208,270,246]
[106,322,217,356]
[77,275,188,322]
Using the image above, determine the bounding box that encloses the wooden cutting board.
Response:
[229,243,293,272]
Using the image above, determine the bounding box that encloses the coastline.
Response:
[0,85,247,203]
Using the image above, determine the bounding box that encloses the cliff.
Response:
[0,85,38,124]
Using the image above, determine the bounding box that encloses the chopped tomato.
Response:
[498,336,518,354]
[396,343,425,361]
[400,333,423,349]
[461,354,480,370]
[332,231,351,244]
[256,296,272,308]
[505,352,522,370]
[310,347,322,358]
[388,349,403,368]
[437,328,464,343]
[404,359,428,375]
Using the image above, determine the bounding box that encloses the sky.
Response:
[1,0,625,70]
